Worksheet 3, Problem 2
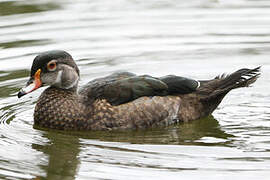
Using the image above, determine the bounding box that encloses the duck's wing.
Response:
[80,72,199,106]
[79,71,138,103]
[102,75,169,105]
[160,75,200,94]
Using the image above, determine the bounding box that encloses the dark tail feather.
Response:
[214,66,260,89]
[179,67,260,120]
[176,67,260,121]
[198,66,260,102]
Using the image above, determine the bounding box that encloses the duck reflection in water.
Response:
[31,115,232,179]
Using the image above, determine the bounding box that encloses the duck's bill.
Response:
[18,69,42,98]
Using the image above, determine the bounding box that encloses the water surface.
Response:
[0,0,270,179]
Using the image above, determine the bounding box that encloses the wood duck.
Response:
[18,50,260,131]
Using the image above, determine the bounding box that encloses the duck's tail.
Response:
[196,66,260,114]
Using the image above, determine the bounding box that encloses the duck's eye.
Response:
[47,61,57,71]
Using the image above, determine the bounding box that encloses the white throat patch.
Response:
[55,70,63,85]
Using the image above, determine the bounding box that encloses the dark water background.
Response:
[0,0,270,179]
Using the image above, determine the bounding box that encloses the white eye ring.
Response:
[47,60,57,71]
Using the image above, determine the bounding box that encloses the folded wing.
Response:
[80,72,199,106]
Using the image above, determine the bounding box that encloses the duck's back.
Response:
[79,71,199,105]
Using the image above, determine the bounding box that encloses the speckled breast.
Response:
[34,87,89,130]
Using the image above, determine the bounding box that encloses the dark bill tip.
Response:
[17,90,26,98]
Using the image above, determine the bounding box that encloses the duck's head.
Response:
[18,50,80,98]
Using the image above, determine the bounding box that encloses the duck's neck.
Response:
[50,85,78,94]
